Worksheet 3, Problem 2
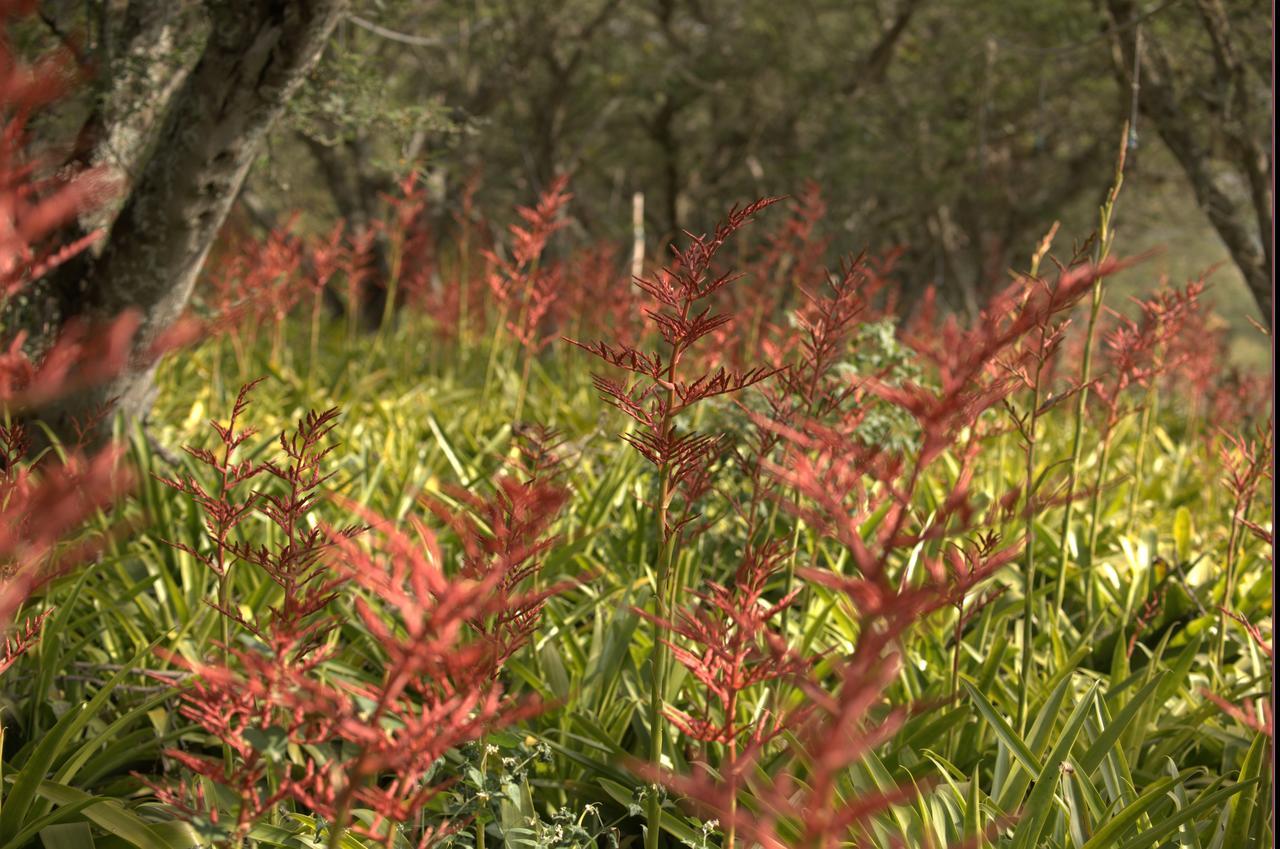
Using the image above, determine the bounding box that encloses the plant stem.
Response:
[1054,277,1105,607]
[1215,489,1254,670]
[512,349,535,424]
[948,596,965,758]
[1017,352,1044,736]
[1124,377,1158,531]
[1083,429,1116,620]
[723,689,738,849]
[1056,123,1126,614]
[645,462,674,849]
[646,338,684,849]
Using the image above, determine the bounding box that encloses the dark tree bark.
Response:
[75,1,206,233]
[1101,0,1272,324]
[47,0,348,436]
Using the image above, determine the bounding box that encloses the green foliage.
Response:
[5,287,1269,847]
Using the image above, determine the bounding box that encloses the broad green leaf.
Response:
[32,783,197,849]
[1010,682,1098,849]
[1116,780,1258,849]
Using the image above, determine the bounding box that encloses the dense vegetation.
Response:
[1,3,1273,849]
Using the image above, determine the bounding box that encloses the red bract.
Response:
[645,542,808,748]
[484,175,572,353]
[1091,279,1205,429]
[569,197,783,513]
[1203,608,1274,738]
[880,260,1115,466]
[378,170,437,316]
[157,382,363,660]
[675,260,1100,847]
[422,426,571,666]
[154,393,562,846]
[0,442,131,625]
[634,544,810,849]
[658,643,918,849]
[200,220,307,337]
[156,379,266,582]
[0,13,110,299]
[1214,419,1272,669]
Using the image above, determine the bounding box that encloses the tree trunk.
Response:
[47,0,348,437]
[77,1,207,234]
[1102,0,1272,324]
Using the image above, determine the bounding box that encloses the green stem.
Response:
[1083,428,1116,621]
[1054,273,1105,611]
[1017,357,1044,736]
[1124,379,1158,532]
[645,464,674,849]
[308,290,323,394]
[1214,490,1253,669]
[723,689,738,849]
[512,350,535,424]
[1056,124,1127,612]
[645,331,685,849]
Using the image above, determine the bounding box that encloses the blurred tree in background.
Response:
[10,0,1272,431]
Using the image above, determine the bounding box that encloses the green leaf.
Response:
[1173,507,1192,564]
[962,680,1038,775]
[1078,775,1179,849]
[1079,672,1166,775]
[32,782,197,849]
[1010,682,1098,849]
[1223,732,1267,848]
[1116,780,1258,849]
[39,823,94,849]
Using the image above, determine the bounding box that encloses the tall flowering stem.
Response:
[156,379,265,663]
[1055,126,1127,612]
[1081,281,1201,616]
[1213,423,1273,669]
[999,231,1069,733]
[153,398,564,848]
[639,542,809,849]
[569,197,781,849]
[484,176,572,418]
[665,260,1109,847]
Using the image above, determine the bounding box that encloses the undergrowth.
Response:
[1,9,1274,849]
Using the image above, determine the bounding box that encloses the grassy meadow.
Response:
[2,163,1273,849]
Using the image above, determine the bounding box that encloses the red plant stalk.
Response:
[163,387,365,655]
[154,379,266,659]
[421,424,571,663]
[1203,608,1273,738]
[997,272,1076,733]
[154,394,566,847]
[304,220,344,383]
[639,541,809,849]
[197,220,308,373]
[732,182,831,360]
[1080,280,1205,613]
[1121,281,1207,531]
[569,196,782,849]
[679,260,1109,846]
[380,170,435,324]
[157,506,555,849]
[483,175,572,415]
[1053,131,1126,612]
[1212,422,1273,669]
[722,253,893,697]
